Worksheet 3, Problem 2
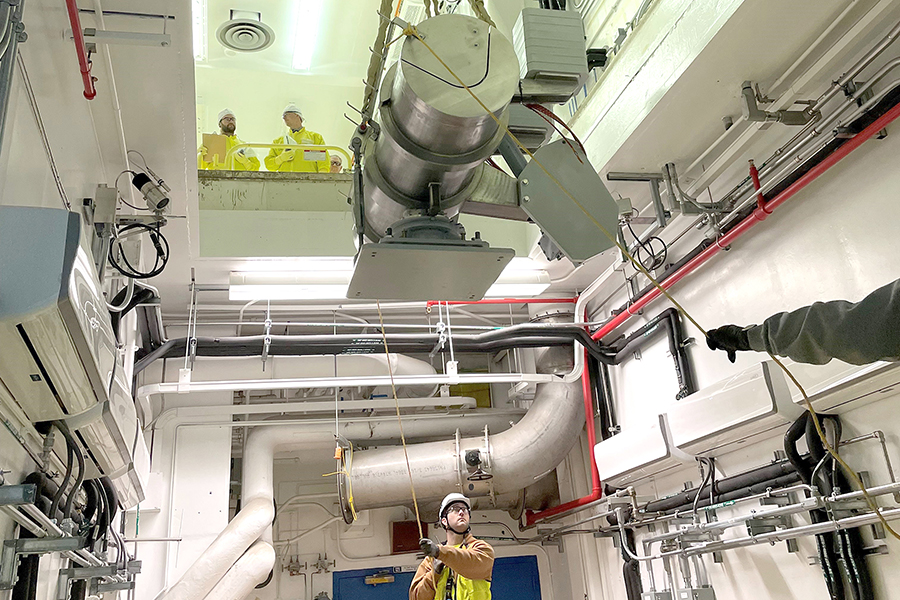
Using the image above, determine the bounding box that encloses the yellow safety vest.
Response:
[432,544,491,600]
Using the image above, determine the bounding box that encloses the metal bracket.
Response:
[741,81,817,126]
[746,496,798,553]
[0,484,37,506]
[606,172,670,228]
[92,580,135,594]
[2,537,85,589]
[537,529,563,551]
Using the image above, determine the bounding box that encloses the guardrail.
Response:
[209,143,353,171]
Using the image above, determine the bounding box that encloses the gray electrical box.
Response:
[513,8,588,92]
[517,139,619,263]
[676,588,717,600]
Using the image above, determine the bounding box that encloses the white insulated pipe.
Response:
[202,541,276,600]
[344,346,583,512]
[156,497,274,600]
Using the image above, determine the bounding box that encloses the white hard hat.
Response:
[283,103,303,118]
[218,108,235,123]
[439,493,470,519]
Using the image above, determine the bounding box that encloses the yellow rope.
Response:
[323,441,359,521]
[376,300,425,538]
[396,24,900,541]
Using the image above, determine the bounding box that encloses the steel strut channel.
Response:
[1,537,86,589]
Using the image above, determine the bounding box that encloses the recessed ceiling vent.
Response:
[216,10,275,52]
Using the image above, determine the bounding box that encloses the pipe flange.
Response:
[361,155,486,240]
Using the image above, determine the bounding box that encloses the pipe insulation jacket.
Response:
[641,458,800,513]
[133,324,614,373]
[156,498,274,600]
[202,541,276,600]
[342,345,582,513]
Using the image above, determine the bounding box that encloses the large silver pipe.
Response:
[362,14,519,239]
[341,344,583,518]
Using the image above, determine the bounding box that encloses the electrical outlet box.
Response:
[676,588,716,600]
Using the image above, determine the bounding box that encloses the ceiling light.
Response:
[484,261,551,297]
[230,258,551,301]
[292,0,324,71]
[191,0,207,62]
[230,268,352,301]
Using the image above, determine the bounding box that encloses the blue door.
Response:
[333,555,541,600]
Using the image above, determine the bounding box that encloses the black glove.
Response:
[419,538,441,558]
[433,560,445,575]
[706,325,752,363]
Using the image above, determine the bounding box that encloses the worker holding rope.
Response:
[410,493,494,600]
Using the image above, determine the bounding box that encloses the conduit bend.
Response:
[341,344,583,516]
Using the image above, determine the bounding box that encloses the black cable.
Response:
[107,222,170,279]
[114,170,151,212]
[50,438,74,520]
[691,457,713,517]
[54,422,85,520]
[626,220,667,270]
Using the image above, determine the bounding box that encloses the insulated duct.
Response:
[339,344,582,519]
[361,13,519,239]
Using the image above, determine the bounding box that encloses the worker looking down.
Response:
[265,103,330,173]
[706,277,900,365]
[410,493,494,600]
[198,109,259,171]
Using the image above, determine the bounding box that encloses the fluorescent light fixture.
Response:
[484,260,551,297]
[230,257,551,301]
[230,270,351,300]
[191,0,207,62]
[292,0,325,71]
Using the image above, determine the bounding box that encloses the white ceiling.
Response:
[195,0,383,149]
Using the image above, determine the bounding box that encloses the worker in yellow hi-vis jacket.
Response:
[410,494,493,600]
[198,108,260,171]
[264,103,329,173]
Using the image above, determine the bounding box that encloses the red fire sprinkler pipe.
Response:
[748,159,771,217]
[525,348,602,526]
[591,100,900,344]
[65,0,97,100]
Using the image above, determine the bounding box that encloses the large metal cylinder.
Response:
[362,14,519,239]
[340,345,583,516]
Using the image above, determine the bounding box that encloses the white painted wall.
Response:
[125,391,233,600]
[548,1,900,599]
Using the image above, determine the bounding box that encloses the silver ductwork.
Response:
[339,344,582,521]
[361,14,520,239]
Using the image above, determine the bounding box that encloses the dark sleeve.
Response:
[746,278,900,365]
[410,557,437,600]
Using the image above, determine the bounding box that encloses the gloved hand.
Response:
[706,325,752,363]
[419,538,441,559]
[275,149,295,165]
[198,145,208,156]
[234,152,250,166]
[433,560,445,575]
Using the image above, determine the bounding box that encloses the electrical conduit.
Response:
[590,100,900,343]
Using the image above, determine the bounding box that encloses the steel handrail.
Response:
[220,143,352,170]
